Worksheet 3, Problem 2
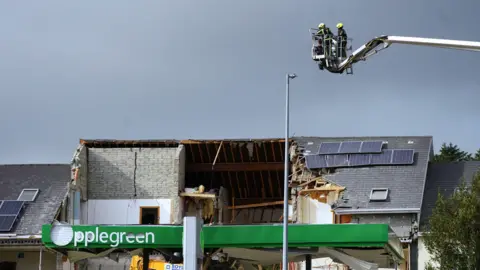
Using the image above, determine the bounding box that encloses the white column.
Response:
[183,216,203,270]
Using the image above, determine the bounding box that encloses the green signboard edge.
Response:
[42,223,389,249]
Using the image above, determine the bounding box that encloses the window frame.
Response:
[369,188,389,201]
[17,189,40,202]
[139,206,160,225]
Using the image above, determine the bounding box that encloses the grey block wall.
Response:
[173,145,185,224]
[86,146,185,224]
[78,146,88,201]
[353,213,416,238]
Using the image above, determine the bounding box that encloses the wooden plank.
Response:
[227,200,292,210]
[186,162,284,172]
[180,193,216,199]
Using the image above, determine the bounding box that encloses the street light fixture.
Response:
[283,73,297,270]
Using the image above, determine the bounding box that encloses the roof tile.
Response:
[293,136,433,211]
[0,164,70,235]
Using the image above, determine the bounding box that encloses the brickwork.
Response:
[86,146,185,224]
[172,145,186,224]
[77,145,88,201]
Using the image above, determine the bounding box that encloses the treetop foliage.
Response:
[433,142,480,162]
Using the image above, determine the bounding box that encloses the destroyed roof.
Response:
[420,161,480,231]
[79,138,288,148]
[0,164,70,235]
[293,136,433,212]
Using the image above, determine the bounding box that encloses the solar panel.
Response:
[349,154,371,167]
[370,150,393,165]
[318,142,341,154]
[303,142,320,155]
[332,154,349,167]
[0,215,17,232]
[325,155,335,167]
[0,201,24,215]
[359,141,383,153]
[305,155,327,169]
[338,141,362,154]
[323,155,348,167]
[391,149,415,165]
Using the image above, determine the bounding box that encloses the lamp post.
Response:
[283,73,297,270]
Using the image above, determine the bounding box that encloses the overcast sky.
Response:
[0,0,479,163]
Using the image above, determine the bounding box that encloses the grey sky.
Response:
[0,0,479,163]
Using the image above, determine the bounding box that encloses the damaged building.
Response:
[182,139,290,224]
[62,136,432,269]
[67,138,292,268]
[71,138,289,227]
[291,136,433,269]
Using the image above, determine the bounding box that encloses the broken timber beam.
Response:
[186,162,284,172]
[227,200,292,210]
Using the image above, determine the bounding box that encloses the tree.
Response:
[433,142,472,162]
[473,149,480,161]
[423,172,480,269]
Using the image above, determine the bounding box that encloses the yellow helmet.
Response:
[336,23,343,28]
[318,23,325,28]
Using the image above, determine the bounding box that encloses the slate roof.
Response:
[0,164,70,235]
[294,136,433,212]
[420,161,480,230]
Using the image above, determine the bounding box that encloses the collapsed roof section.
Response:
[182,139,292,224]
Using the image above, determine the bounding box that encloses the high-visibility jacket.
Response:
[316,27,332,38]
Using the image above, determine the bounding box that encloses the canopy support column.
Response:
[142,248,150,270]
[305,254,312,270]
[184,216,203,270]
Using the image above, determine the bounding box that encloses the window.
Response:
[17,189,39,202]
[335,214,352,224]
[139,207,159,225]
[369,188,389,201]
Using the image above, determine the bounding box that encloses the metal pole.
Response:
[283,73,296,270]
[38,246,43,270]
[305,254,312,270]
[183,216,202,270]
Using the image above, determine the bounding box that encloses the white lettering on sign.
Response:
[165,263,183,270]
[51,225,155,248]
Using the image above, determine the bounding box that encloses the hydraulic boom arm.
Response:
[385,36,480,52]
[337,35,480,73]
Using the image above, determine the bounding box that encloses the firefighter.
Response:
[316,23,332,36]
[336,23,348,58]
[316,23,333,57]
[315,39,325,70]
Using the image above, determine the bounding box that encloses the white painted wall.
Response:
[81,199,172,225]
[298,197,346,270]
[417,236,438,270]
[0,251,56,270]
[299,197,334,225]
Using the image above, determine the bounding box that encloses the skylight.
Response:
[369,188,389,201]
[17,189,39,202]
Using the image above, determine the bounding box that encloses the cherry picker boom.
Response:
[310,29,480,75]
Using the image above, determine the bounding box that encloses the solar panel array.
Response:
[0,200,25,232]
[303,141,320,155]
[305,149,415,170]
[314,140,384,155]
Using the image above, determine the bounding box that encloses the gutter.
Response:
[334,208,421,215]
[0,234,42,240]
